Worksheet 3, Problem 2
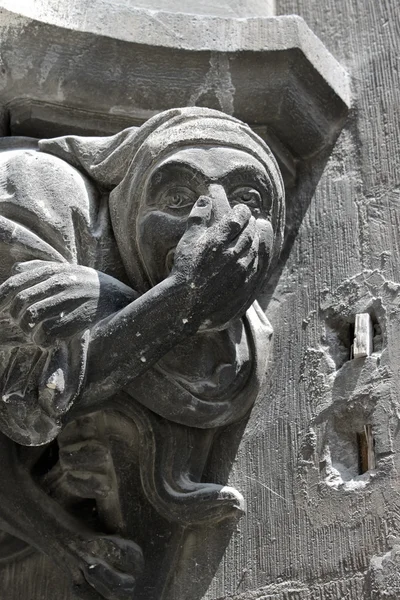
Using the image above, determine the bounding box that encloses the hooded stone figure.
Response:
[0,106,284,445]
[0,107,285,597]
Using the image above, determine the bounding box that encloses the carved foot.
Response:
[76,535,144,600]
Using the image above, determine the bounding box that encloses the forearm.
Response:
[80,274,196,407]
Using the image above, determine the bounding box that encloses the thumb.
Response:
[12,260,62,274]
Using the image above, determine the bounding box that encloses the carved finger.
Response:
[63,471,112,499]
[186,196,212,230]
[9,276,71,321]
[18,293,84,335]
[59,440,111,473]
[238,250,258,275]
[0,265,65,311]
[229,217,257,256]
[33,305,93,346]
[84,537,144,575]
[81,552,140,600]
[59,416,100,444]
[83,560,137,597]
[255,219,273,268]
[12,259,66,274]
[218,204,251,242]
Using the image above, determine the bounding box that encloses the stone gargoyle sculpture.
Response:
[0,107,284,599]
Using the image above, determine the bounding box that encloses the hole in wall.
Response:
[357,424,376,474]
[348,321,355,360]
[324,317,355,370]
[315,297,388,491]
[324,308,382,370]
[372,321,383,353]
[320,415,377,490]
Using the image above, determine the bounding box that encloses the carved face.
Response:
[137,146,276,286]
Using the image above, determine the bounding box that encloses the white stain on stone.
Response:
[189,52,235,115]
[46,368,65,393]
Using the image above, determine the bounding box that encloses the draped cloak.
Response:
[0,107,284,447]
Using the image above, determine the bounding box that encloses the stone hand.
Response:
[43,416,115,501]
[0,261,136,347]
[172,197,273,330]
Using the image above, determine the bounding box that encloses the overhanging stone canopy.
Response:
[0,0,350,182]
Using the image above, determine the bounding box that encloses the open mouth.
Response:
[165,248,175,276]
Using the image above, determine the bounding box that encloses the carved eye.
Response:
[229,187,262,210]
[161,186,197,210]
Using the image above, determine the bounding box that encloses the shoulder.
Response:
[0,146,98,214]
[0,147,87,180]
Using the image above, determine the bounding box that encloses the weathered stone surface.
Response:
[367,546,400,600]
[0,1,350,166]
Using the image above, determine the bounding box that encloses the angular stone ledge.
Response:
[0,3,350,164]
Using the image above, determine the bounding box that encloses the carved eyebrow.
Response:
[150,161,267,184]
[218,165,269,187]
[149,162,206,185]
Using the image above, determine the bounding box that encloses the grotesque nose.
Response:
[206,184,231,220]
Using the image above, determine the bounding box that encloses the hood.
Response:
[39,107,285,293]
